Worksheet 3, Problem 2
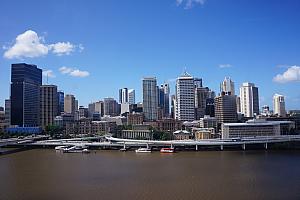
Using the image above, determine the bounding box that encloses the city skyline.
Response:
[1,0,300,109]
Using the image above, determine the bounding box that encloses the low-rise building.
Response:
[156,118,182,133]
[222,119,295,139]
[127,112,144,125]
[193,128,215,140]
[173,130,191,140]
[121,129,152,139]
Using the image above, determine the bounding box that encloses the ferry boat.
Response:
[160,148,175,153]
[135,147,152,153]
[55,146,68,151]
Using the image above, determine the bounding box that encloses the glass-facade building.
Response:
[10,63,42,127]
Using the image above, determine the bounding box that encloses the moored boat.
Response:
[160,148,175,153]
[135,147,152,153]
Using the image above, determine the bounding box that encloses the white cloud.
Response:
[69,69,89,77]
[59,66,73,74]
[59,66,89,78]
[42,70,56,78]
[176,0,206,9]
[273,66,300,83]
[48,42,75,56]
[4,30,49,59]
[3,30,82,59]
[219,64,232,68]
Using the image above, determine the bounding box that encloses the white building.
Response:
[220,77,235,95]
[222,119,294,139]
[128,89,135,105]
[175,72,195,121]
[142,77,158,121]
[273,94,286,117]
[240,82,259,117]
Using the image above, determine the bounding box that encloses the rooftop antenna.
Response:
[46,72,49,84]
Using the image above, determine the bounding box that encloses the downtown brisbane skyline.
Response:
[0,0,300,109]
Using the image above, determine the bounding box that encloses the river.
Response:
[0,149,300,200]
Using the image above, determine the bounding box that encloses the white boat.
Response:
[119,148,127,152]
[55,146,68,151]
[160,148,175,153]
[82,148,90,153]
[135,147,152,153]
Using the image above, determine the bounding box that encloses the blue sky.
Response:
[1,0,300,110]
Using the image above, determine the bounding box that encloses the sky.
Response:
[0,0,300,110]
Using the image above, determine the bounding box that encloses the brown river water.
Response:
[0,149,300,200]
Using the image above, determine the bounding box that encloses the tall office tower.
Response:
[175,72,195,121]
[194,78,203,88]
[220,77,235,95]
[75,100,79,112]
[128,89,135,105]
[64,94,76,114]
[273,94,286,117]
[195,87,210,119]
[88,102,96,117]
[236,96,241,113]
[57,91,64,115]
[40,85,58,129]
[170,95,176,119]
[215,92,237,123]
[158,83,170,118]
[5,99,10,126]
[103,98,118,116]
[240,82,259,117]
[262,105,271,116]
[205,98,215,117]
[95,101,104,116]
[119,88,128,104]
[142,77,158,121]
[10,63,42,127]
[79,106,88,118]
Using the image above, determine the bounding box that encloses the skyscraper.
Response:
[10,63,42,127]
[158,83,170,118]
[64,94,76,114]
[142,77,158,121]
[128,89,135,105]
[4,99,10,126]
[103,98,118,116]
[240,82,259,117]
[119,88,128,104]
[220,77,235,95]
[175,72,195,121]
[40,85,58,129]
[195,87,210,119]
[215,92,237,123]
[273,94,286,117]
[57,91,64,115]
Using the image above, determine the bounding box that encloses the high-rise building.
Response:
[194,78,203,88]
[103,98,118,116]
[240,82,259,117]
[5,99,10,126]
[119,88,128,104]
[64,94,76,114]
[175,72,195,121]
[195,87,210,119]
[158,83,170,118]
[273,94,286,117]
[10,63,42,127]
[79,106,89,118]
[40,85,58,129]
[57,91,64,115]
[215,92,237,123]
[142,77,158,121]
[95,101,104,116]
[128,89,135,105]
[220,77,235,95]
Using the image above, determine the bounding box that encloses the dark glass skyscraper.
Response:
[10,63,42,127]
[57,91,64,115]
